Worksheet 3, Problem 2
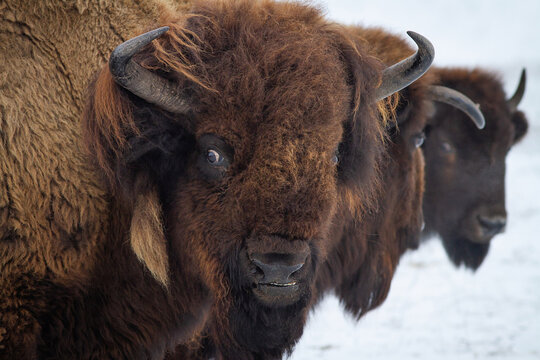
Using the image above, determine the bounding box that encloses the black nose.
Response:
[477,215,507,237]
[251,253,305,285]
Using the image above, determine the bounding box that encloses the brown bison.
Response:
[422,68,528,269]
[165,21,437,360]
[2,0,435,359]
[311,27,485,320]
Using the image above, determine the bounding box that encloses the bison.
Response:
[311,26,485,320]
[422,68,528,269]
[2,0,435,358]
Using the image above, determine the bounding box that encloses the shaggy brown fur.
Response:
[0,0,191,357]
[422,68,528,269]
[168,24,433,360]
[2,0,403,358]
[84,1,397,357]
[312,26,429,318]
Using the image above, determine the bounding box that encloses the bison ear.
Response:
[512,110,528,144]
[130,176,170,287]
[83,68,179,287]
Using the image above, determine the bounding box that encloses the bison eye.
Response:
[440,141,454,153]
[197,134,233,180]
[331,150,339,165]
[207,149,223,165]
[412,132,425,148]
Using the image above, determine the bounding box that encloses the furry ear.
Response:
[82,66,184,286]
[511,110,528,144]
[130,182,169,287]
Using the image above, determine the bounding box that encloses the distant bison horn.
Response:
[109,26,191,114]
[427,85,486,129]
[375,31,435,101]
[506,68,526,113]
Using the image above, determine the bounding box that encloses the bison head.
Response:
[83,0,433,357]
[422,68,528,269]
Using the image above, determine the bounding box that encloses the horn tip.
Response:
[477,118,486,130]
[406,30,435,60]
[475,104,486,129]
[155,26,170,36]
[109,26,171,78]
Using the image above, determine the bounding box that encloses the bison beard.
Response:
[441,235,490,270]
[221,244,319,358]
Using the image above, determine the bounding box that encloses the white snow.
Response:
[289,1,540,359]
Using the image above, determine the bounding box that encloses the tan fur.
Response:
[0,0,192,355]
[130,188,170,287]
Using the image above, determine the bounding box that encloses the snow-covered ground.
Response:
[290,1,540,359]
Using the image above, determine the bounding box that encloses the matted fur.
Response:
[422,67,528,269]
[0,0,192,357]
[82,1,398,358]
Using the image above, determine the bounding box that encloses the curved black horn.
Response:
[109,26,191,114]
[506,68,526,112]
[427,85,485,129]
[375,31,435,101]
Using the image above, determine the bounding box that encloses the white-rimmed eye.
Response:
[207,149,223,165]
[331,149,339,165]
[413,132,425,148]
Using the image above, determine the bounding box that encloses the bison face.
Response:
[160,19,358,353]
[169,115,343,308]
[423,69,528,269]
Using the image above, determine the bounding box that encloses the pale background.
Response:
[290,1,540,359]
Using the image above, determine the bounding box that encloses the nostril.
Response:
[251,263,264,276]
[477,215,507,235]
[289,263,303,278]
[251,257,305,284]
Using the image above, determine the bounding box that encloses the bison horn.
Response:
[427,85,485,129]
[506,68,526,113]
[375,31,435,101]
[109,26,191,114]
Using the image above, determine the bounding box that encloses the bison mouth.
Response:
[239,238,312,307]
[252,282,302,307]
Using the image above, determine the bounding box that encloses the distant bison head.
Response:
[83,0,433,357]
[311,25,445,320]
[423,68,528,269]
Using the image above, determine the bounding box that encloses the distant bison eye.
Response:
[331,149,339,165]
[440,141,454,153]
[207,149,223,165]
[413,132,425,148]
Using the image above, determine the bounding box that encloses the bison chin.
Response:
[224,277,313,358]
[441,235,490,270]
